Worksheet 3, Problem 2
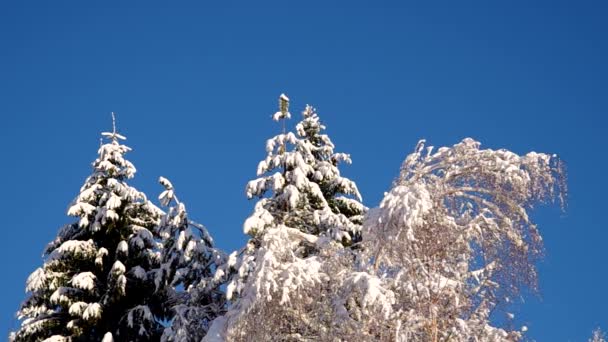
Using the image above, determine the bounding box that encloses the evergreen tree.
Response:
[295,105,366,245]
[154,177,226,342]
[12,120,166,341]
[205,95,366,341]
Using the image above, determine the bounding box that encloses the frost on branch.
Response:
[354,138,566,341]
[12,127,165,341]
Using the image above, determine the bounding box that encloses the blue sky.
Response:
[1,1,606,340]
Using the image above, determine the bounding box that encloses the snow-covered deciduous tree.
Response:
[154,177,226,342]
[590,328,607,342]
[345,138,566,341]
[205,95,366,341]
[11,120,166,341]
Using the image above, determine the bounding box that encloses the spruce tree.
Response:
[12,120,166,341]
[205,95,366,341]
[154,177,226,342]
[240,99,365,251]
[295,104,366,245]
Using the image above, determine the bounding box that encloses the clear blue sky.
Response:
[1,1,606,340]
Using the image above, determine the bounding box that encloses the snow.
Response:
[82,303,102,321]
[77,184,100,202]
[104,209,119,222]
[256,160,268,176]
[176,230,186,251]
[101,131,127,141]
[203,316,227,342]
[68,302,88,316]
[97,160,118,174]
[243,201,274,235]
[117,275,127,295]
[106,193,122,210]
[50,287,72,305]
[25,268,47,292]
[131,226,155,247]
[227,251,238,268]
[127,305,153,328]
[78,216,89,228]
[131,266,147,280]
[159,176,173,190]
[67,202,95,217]
[70,272,97,291]
[184,239,197,261]
[95,247,108,266]
[369,183,433,243]
[116,240,128,255]
[345,272,395,318]
[131,236,145,249]
[101,332,114,342]
[125,305,157,337]
[282,184,300,209]
[272,111,290,121]
[48,239,96,262]
[111,260,126,275]
[159,189,174,206]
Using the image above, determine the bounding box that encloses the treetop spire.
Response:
[111,111,116,135]
[101,112,126,142]
[272,93,291,122]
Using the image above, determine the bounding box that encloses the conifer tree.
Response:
[205,95,366,341]
[12,118,166,341]
[154,177,226,342]
[295,105,366,245]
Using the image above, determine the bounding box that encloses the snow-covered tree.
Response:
[154,177,226,342]
[205,95,366,341]
[296,105,366,245]
[590,328,607,342]
[343,138,566,341]
[240,97,365,245]
[11,121,166,341]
